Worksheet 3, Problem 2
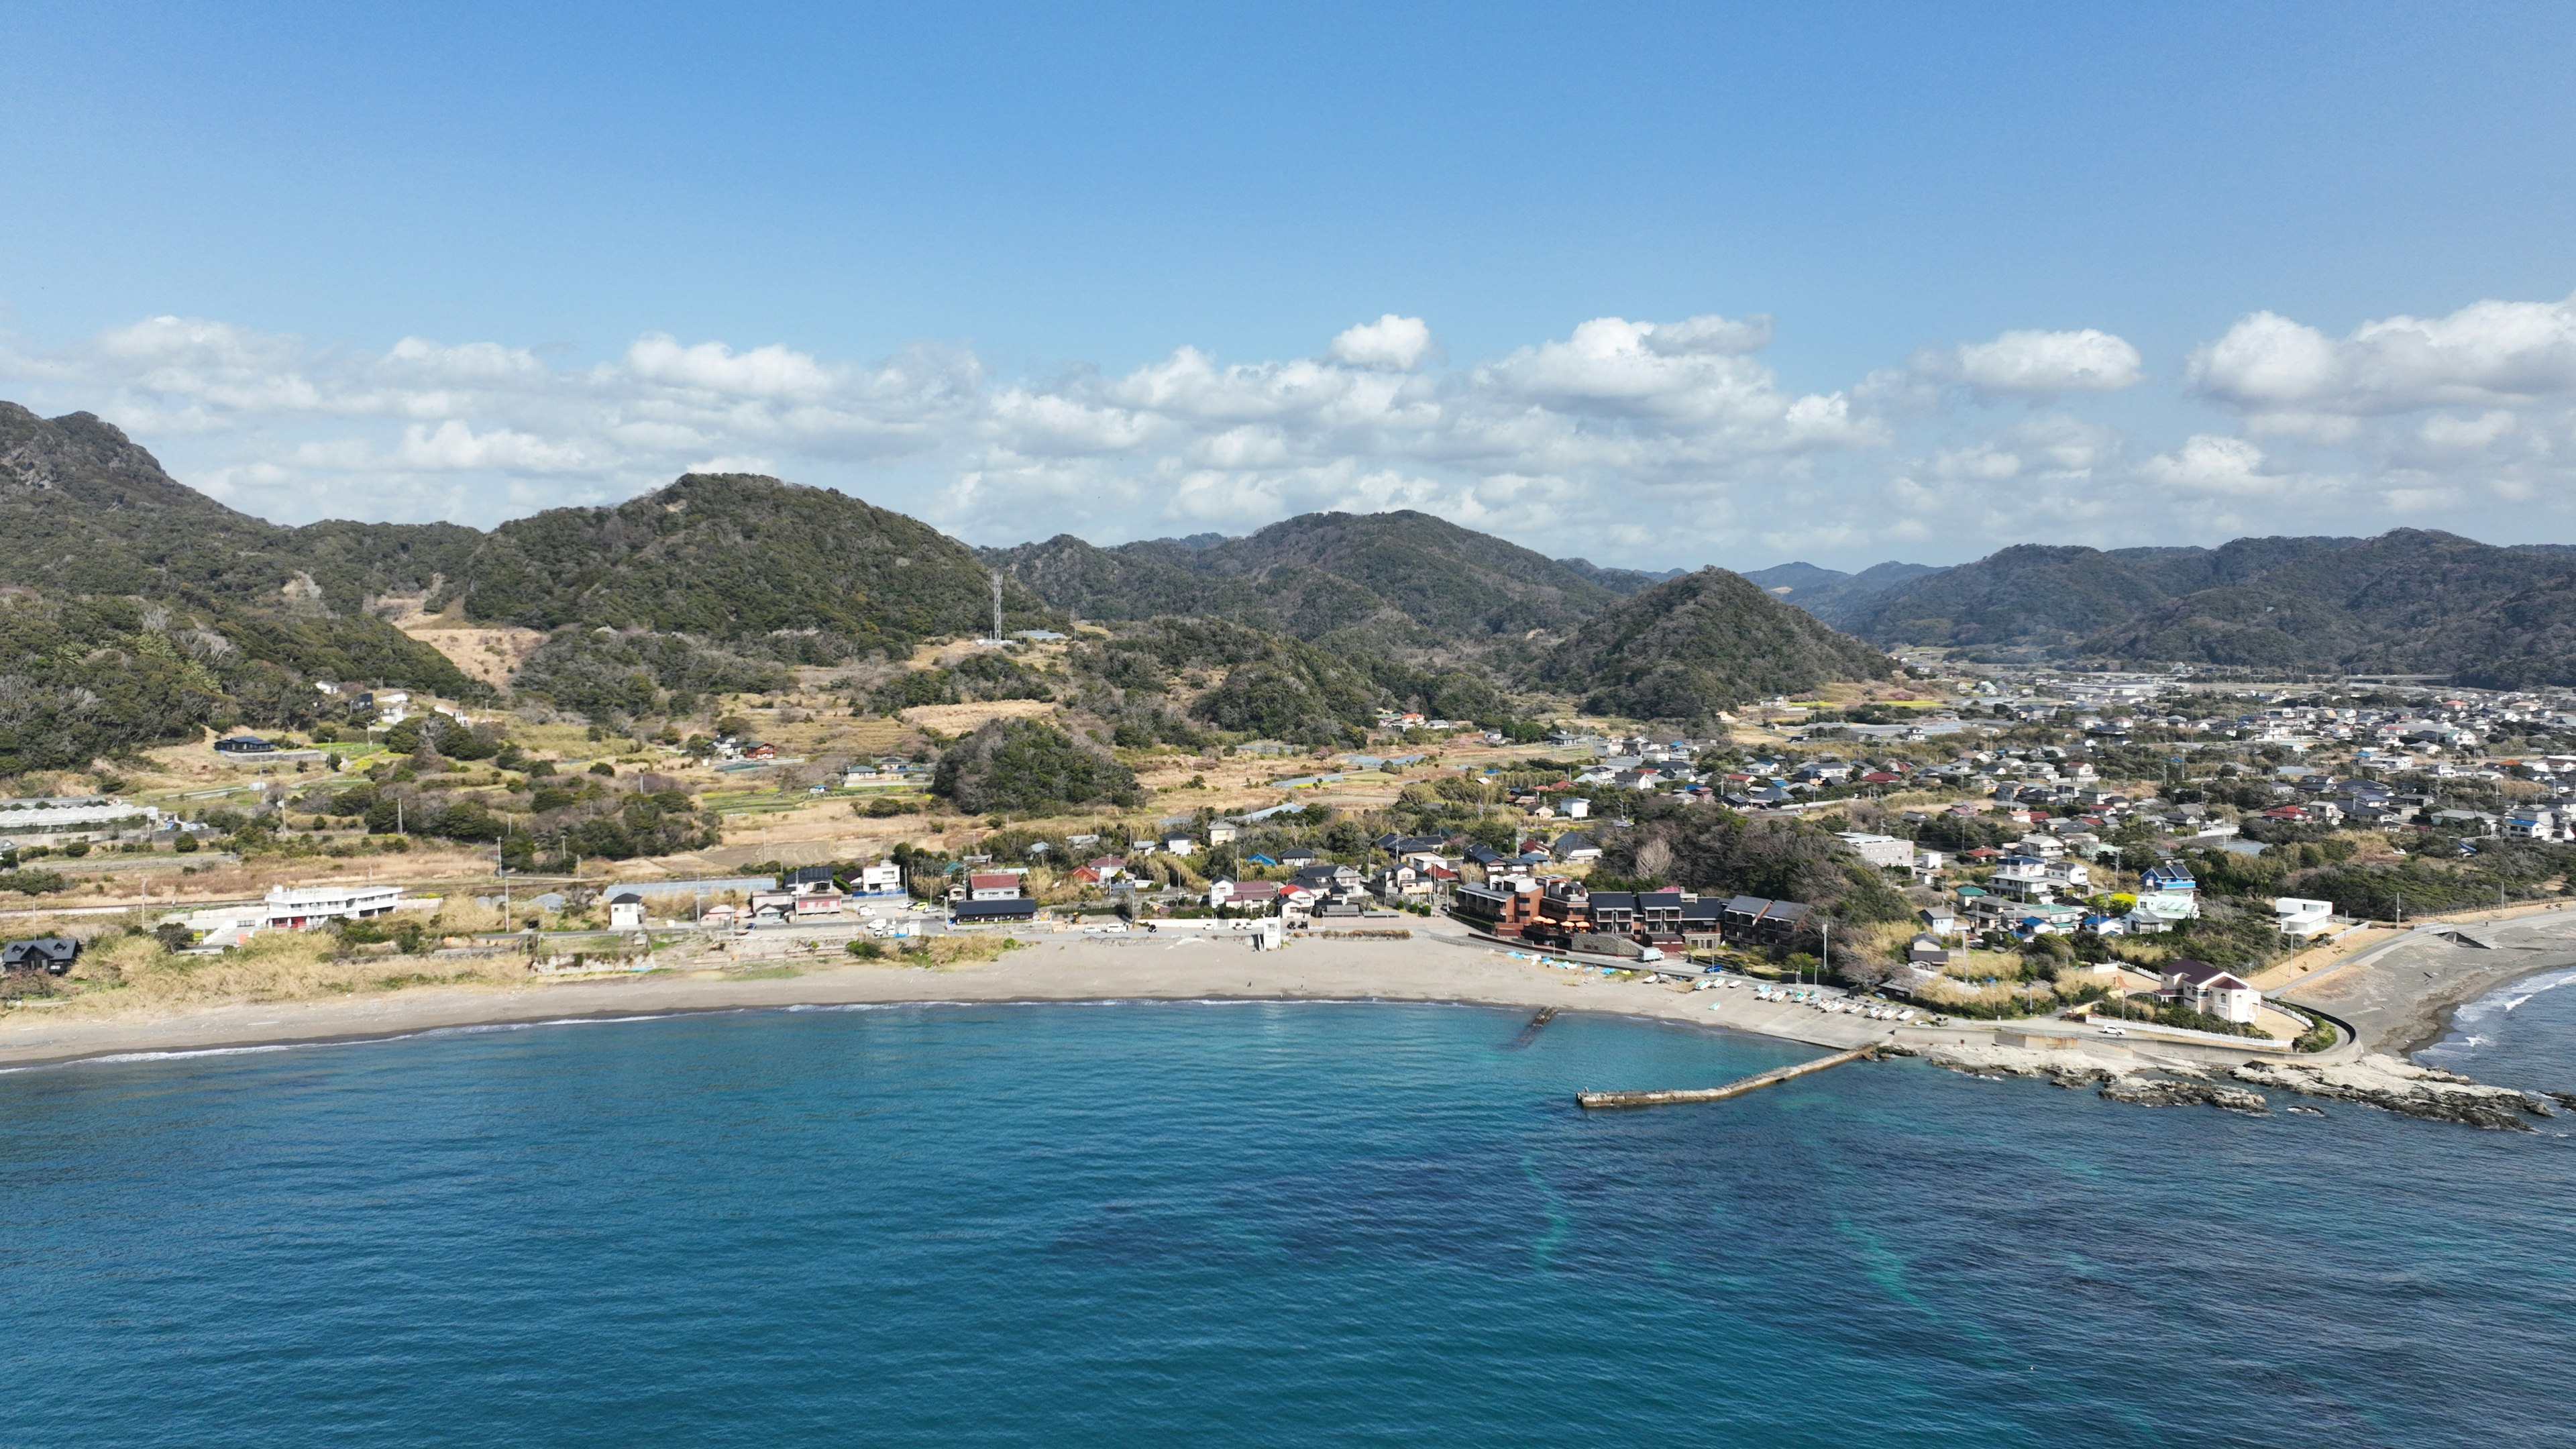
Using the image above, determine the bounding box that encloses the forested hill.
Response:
[0,405,484,773]
[449,472,1057,650]
[0,396,1907,769]
[983,510,1625,641]
[1538,568,1897,720]
[1836,530,2576,684]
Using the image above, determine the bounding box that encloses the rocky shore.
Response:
[1911,1039,2560,1131]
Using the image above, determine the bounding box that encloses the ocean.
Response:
[4,996,2573,1447]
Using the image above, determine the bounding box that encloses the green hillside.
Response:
[1536,568,1896,722]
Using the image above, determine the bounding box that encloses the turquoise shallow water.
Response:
[5,998,2575,1447]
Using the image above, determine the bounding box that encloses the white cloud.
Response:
[2190,293,2576,417]
[1949,328,2143,396]
[2136,434,2310,497]
[10,290,2576,568]
[1327,314,1434,370]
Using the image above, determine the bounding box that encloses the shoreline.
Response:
[2275,912,2576,1058]
[0,934,1902,1074]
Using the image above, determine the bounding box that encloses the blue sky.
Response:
[4,1,2573,570]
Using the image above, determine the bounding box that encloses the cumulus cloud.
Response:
[1326,314,1434,370]
[9,291,2576,567]
[2190,293,2576,417]
[1951,328,2143,396]
[0,310,1882,556]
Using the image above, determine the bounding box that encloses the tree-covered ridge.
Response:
[0,404,479,612]
[1538,568,1896,723]
[1840,528,2576,682]
[988,509,1621,641]
[932,717,1140,815]
[454,473,1060,649]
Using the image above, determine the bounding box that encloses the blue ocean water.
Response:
[5,998,2574,1448]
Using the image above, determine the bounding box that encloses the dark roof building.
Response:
[3,937,79,973]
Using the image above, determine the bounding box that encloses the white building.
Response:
[259,883,404,928]
[1835,832,1914,869]
[189,883,406,939]
[2274,897,2334,938]
[2162,959,2263,1024]
[851,860,903,896]
[609,892,646,930]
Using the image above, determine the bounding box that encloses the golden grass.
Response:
[56,930,520,1016]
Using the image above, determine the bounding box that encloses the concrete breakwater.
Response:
[1576,1045,1882,1110]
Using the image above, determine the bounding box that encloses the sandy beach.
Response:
[0,931,1908,1074]
[2275,908,2576,1054]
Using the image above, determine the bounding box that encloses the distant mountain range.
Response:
[0,402,1900,773]
[1741,560,1942,621]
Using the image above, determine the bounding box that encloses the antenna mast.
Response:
[990,571,1004,643]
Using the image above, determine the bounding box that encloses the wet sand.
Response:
[0,932,1902,1073]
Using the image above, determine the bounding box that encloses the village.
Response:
[7,639,2576,1077]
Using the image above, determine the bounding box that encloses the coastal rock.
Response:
[2099,1077,2269,1114]
[2231,1055,2544,1133]
[1921,1041,2127,1086]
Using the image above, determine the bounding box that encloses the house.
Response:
[608,892,646,930]
[2,936,78,973]
[951,898,1038,925]
[1277,847,1320,869]
[967,872,1024,902]
[1721,895,1812,945]
[1293,863,1362,891]
[1207,822,1240,845]
[1919,906,1961,936]
[1452,881,1542,937]
[2505,809,2561,841]
[1907,933,1954,967]
[213,735,276,755]
[743,742,780,761]
[787,867,847,918]
[1989,855,2059,902]
[1836,832,1914,869]
[1678,896,1723,949]
[2161,958,2262,1024]
[1075,855,1129,885]
[1370,864,1434,903]
[1632,888,1686,944]
[1210,879,1283,912]
[852,860,904,896]
[2275,897,2335,937]
[1552,831,1602,863]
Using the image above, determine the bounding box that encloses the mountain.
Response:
[1741,559,1940,626]
[1537,568,1897,722]
[451,472,1055,649]
[1840,530,2576,682]
[0,406,492,772]
[988,510,1623,642]
[1555,558,1687,595]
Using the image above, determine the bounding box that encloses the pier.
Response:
[1576,1044,1881,1110]
[1505,1006,1559,1049]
